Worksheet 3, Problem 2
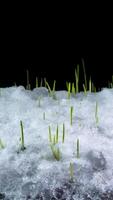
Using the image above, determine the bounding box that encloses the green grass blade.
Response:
[36,77,38,88]
[62,123,65,143]
[70,106,74,125]
[20,120,26,151]
[83,84,87,96]
[67,82,71,99]
[82,58,87,91]
[77,139,80,158]
[48,126,52,143]
[69,162,74,181]
[56,125,59,143]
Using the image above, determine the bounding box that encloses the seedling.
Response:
[72,82,76,96]
[20,121,26,151]
[76,139,80,158]
[70,106,74,125]
[89,76,92,92]
[0,138,5,149]
[83,84,87,96]
[82,58,87,91]
[40,78,43,87]
[49,125,52,143]
[67,82,71,99]
[36,77,38,88]
[56,124,59,143]
[48,125,59,145]
[50,144,61,161]
[95,101,99,125]
[48,125,61,161]
[26,70,31,90]
[62,123,65,143]
[75,64,79,93]
[44,79,57,99]
[69,162,74,182]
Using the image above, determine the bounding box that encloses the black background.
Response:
[0,5,113,91]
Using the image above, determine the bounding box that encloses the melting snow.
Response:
[0,86,113,199]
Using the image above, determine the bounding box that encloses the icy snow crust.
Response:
[0,86,113,199]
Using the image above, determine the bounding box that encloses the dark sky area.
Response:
[1,55,113,91]
[0,7,113,91]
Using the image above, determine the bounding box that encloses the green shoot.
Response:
[56,124,59,143]
[44,78,46,87]
[67,82,71,99]
[62,123,65,143]
[44,79,56,99]
[83,84,87,96]
[0,138,5,149]
[76,139,80,158]
[36,77,38,88]
[89,76,92,92]
[53,135,56,145]
[72,82,76,96]
[82,58,87,91]
[70,106,74,125]
[69,162,74,181]
[49,126,52,143]
[26,70,31,90]
[48,125,61,161]
[52,80,57,100]
[75,64,79,93]
[20,121,26,151]
[52,80,56,93]
[48,125,59,145]
[50,144,61,161]
[95,101,99,125]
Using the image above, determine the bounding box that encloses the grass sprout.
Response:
[62,123,65,143]
[72,82,76,96]
[69,162,74,181]
[76,139,80,158]
[48,125,59,145]
[20,120,26,151]
[92,82,96,92]
[44,79,56,99]
[36,77,38,88]
[82,58,87,91]
[48,125,62,161]
[49,125,52,143]
[70,106,74,125]
[75,64,79,93]
[50,144,61,161]
[83,84,87,96]
[66,82,71,99]
[89,76,92,92]
[26,70,31,90]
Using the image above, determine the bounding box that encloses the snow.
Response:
[0,86,113,199]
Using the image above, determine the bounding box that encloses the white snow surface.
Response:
[0,86,113,199]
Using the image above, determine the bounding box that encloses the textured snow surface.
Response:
[0,86,113,199]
